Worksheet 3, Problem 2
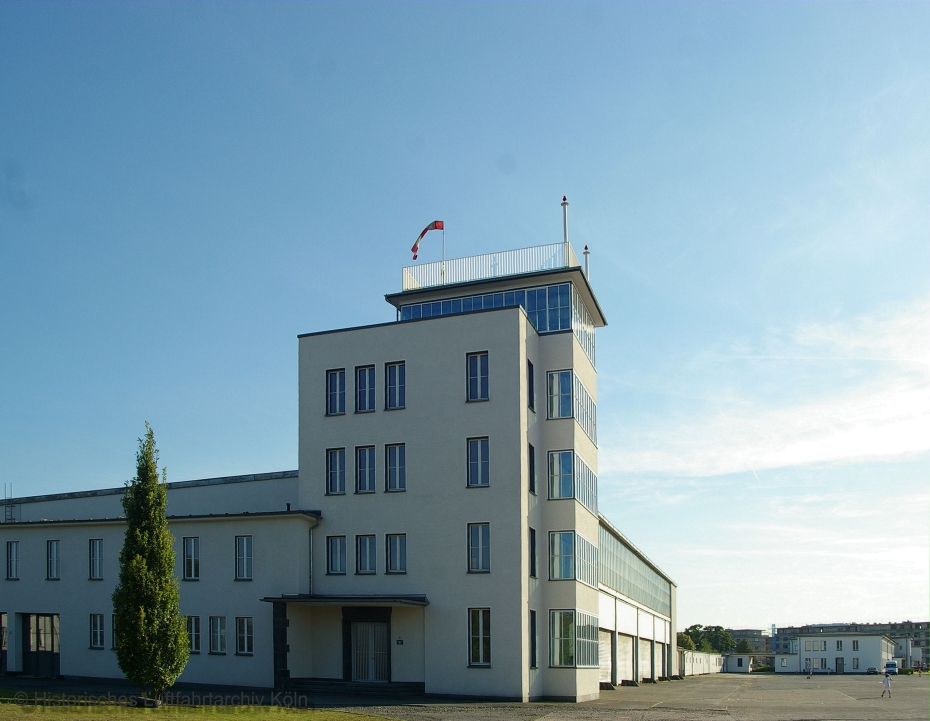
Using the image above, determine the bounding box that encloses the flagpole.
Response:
[441,228,446,284]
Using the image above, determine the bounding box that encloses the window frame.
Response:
[466,437,490,488]
[46,539,60,580]
[549,609,598,669]
[468,608,491,667]
[386,533,407,574]
[187,615,201,654]
[548,450,573,500]
[528,443,536,494]
[385,361,406,410]
[467,522,491,573]
[529,527,537,579]
[466,352,489,402]
[89,613,105,650]
[88,538,104,580]
[385,443,406,492]
[325,368,346,416]
[235,616,254,656]
[182,536,200,581]
[355,445,376,493]
[527,360,535,411]
[235,535,253,581]
[5,541,18,580]
[356,535,376,574]
[326,447,347,495]
[355,365,376,413]
[547,369,572,419]
[326,536,347,575]
[549,531,574,580]
[209,616,227,655]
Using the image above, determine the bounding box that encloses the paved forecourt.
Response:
[342,673,930,721]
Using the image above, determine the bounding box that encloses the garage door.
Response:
[616,634,634,681]
[599,630,612,682]
[639,639,653,681]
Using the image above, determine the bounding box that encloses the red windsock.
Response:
[411,220,444,260]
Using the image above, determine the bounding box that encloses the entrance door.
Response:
[351,622,389,682]
[836,657,844,673]
[22,614,60,678]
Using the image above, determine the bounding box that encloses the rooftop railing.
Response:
[402,242,581,291]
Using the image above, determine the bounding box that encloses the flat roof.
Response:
[262,594,429,607]
[4,470,298,505]
[0,509,320,527]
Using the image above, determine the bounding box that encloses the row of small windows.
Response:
[397,282,597,366]
[326,527,595,584]
[5,536,254,583]
[86,614,252,655]
[804,639,859,651]
[802,658,862,669]
[326,445,408,494]
[326,362,406,415]
[468,608,599,669]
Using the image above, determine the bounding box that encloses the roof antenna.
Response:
[561,196,569,246]
[584,245,590,279]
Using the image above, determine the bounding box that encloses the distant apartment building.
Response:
[725,629,772,654]
[775,622,928,668]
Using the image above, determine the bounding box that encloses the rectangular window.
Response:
[235,535,252,580]
[529,610,538,669]
[836,640,842,651]
[386,444,406,491]
[386,534,406,573]
[89,539,103,579]
[327,536,347,574]
[737,658,743,667]
[549,610,598,668]
[821,640,827,651]
[89,614,104,649]
[549,531,574,580]
[852,640,859,651]
[805,640,811,651]
[209,616,226,654]
[549,450,573,499]
[187,616,201,653]
[356,366,375,412]
[528,443,536,494]
[46,540,60,580]
[852,657,859,669]
[385,361,406,410]
[467,438,490,487]
[781,658,787,667]
[183,537,199,580]
[529,527,537,578]
[820,658,827,669]
[5,541,18,580]
[356,446,375,493]
[356,535,376,574]
[468,608,491,666]
[527,360,535,411]
[468,523,490,572]
[236,617,254,655]
[326,369,346,415]
[466,352,489,401]
[548,370,572,419]
[327,448,346,494]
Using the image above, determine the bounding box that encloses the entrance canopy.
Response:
[262,594,429,607]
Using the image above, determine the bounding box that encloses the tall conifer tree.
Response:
[112,423,189,702]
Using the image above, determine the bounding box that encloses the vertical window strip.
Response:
[573,454,598,515]
[529,610,538,669]
[327,369,346,415]
[528,528,537,578]
[6,541,18,580]
[575,611,599,667]
[550,610,575,667]
[356,446,375,492]
[466,353,489,401]
[89,614,104,649]
[574,533,598,589]
[187,616,201,653]
[89,539,103,580]
[386,444,406,491]
[468,523,490,572]
[183,537,199,580]
[356,366,375,412]
[210,616,226,653]
[327,448,346,494]
[527,360,535,411]
[572,374,597,444]
[467,438,490,487]
[235,535,252,580]
[386,362,406,409]
[468,608,491,666]
[528,443,536,494]
[46,540,60,580]
[571,284,596,366]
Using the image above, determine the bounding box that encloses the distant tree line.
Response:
[677,625,736,654]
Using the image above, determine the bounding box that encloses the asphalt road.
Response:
[341,674,930,721]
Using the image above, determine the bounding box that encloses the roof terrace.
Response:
[401,241,582,291]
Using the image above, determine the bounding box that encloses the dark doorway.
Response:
[342,607,391,682]
[22,614,60,678]
[836,657,844,673]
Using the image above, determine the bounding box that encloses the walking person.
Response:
[881,672,892,698]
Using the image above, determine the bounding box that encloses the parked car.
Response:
[866,667,878,674]
[884,661,899,675]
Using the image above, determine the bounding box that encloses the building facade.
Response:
[775,633,895,674]
[1,240,677,701]
[775,622,928,668]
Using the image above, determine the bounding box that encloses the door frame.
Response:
[342,607,391,682]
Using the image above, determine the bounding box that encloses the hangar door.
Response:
[599,630,612,683]
[616,634,634,682]
[638,639,653,681]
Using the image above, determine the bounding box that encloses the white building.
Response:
[1,236,677,701]
[678,649,724,676]
[775,634,895,674]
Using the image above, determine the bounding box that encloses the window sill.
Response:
[235,652,254,657]
[182,578,199,582]
[354,410,375,415]
[384,488,406,493]
[5,578,19,581]
[325,492,347,496]
[208,652,227,656]
[324,413,346,418]
[466,484,490,489]
[355,571,376,576]
[384,406,405,412]
[46,577,60,581]
[467,570,490,574]
[465,398,489,404]
[325,571,347,576]
[468,664,491,669]
[88,577,104,581]
[355,490,375,495]
[385,571,407,575]
[234,578,253,582]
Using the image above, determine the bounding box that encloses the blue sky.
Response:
[1,2,927,630]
